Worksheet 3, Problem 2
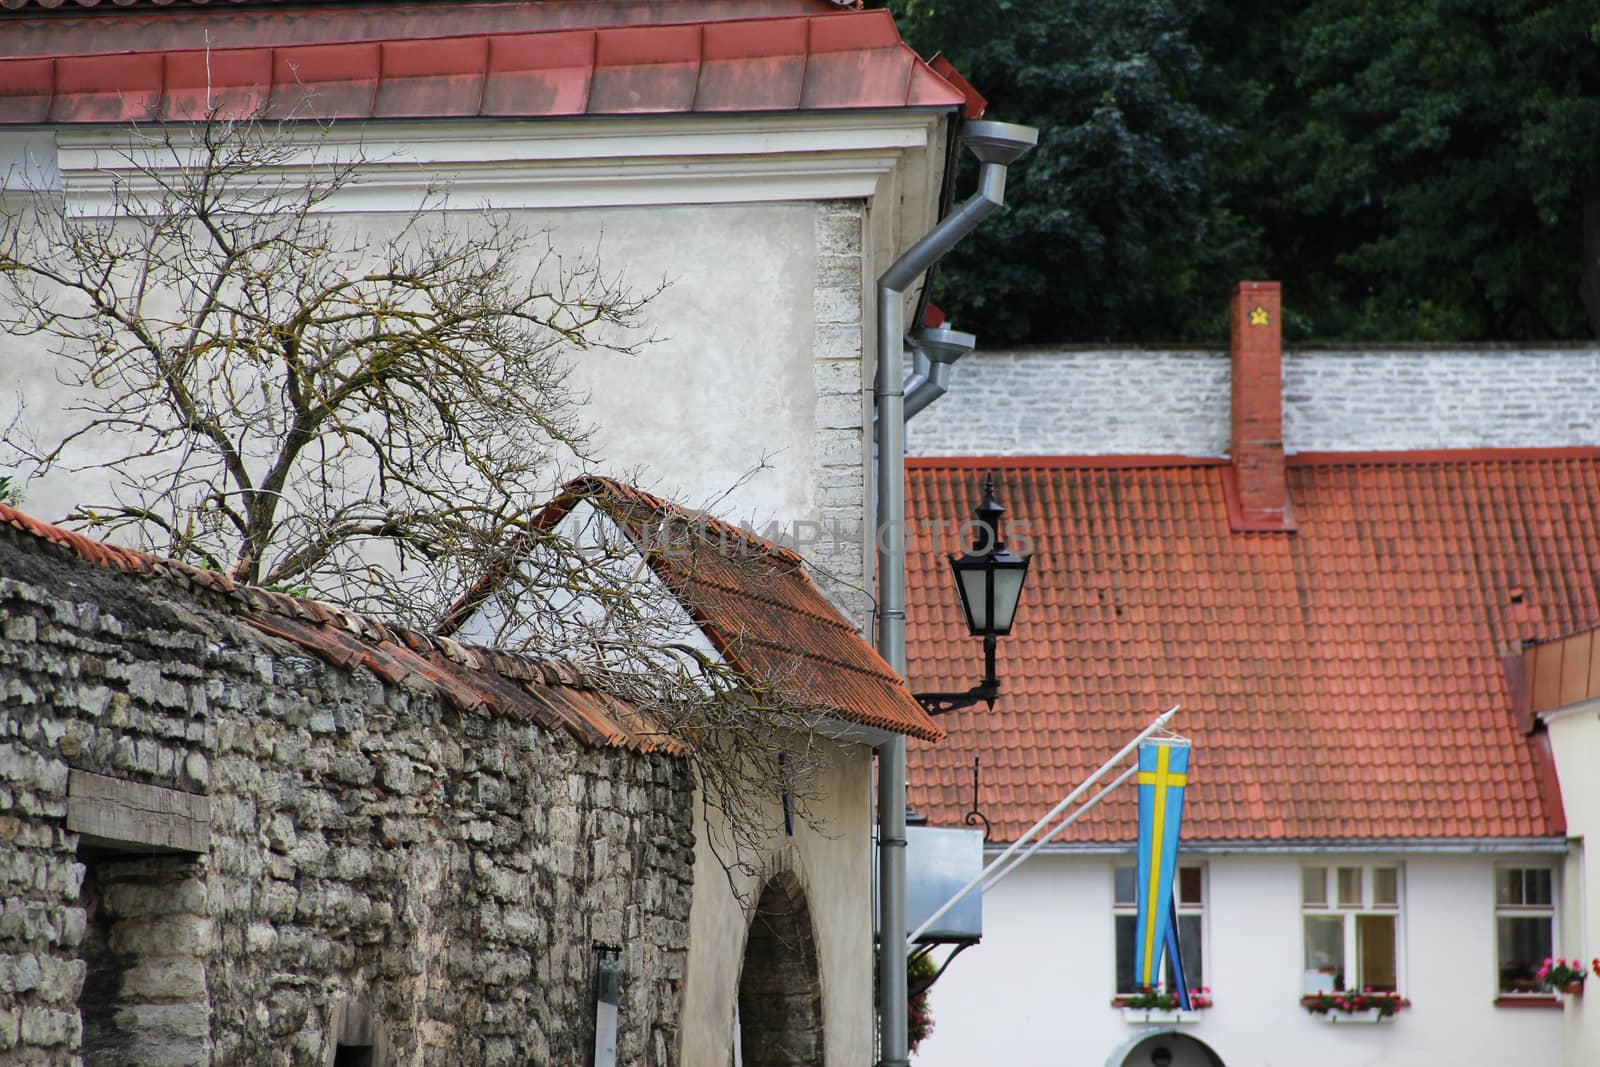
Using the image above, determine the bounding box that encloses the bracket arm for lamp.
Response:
[913,474,1030,717]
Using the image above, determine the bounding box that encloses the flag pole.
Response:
[979,762,1139,893]
[905,704,1179,948]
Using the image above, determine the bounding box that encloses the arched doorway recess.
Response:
[736,873,825,1067]
[1108,1029,1227,1067]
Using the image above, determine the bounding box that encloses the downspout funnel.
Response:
[903,327,977,421]
[876,117,1037,1067]
[961,119,1039,165]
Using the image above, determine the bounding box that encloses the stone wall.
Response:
[808,198,872,632]
[906,345,1600,457]
[0,524,695,1066]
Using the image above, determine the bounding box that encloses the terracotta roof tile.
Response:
[904,450,1600,845]
[0,501,685,756]
[0,9,964,123]
[446,477,944,742]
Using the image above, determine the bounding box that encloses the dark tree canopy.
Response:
[890,0,1600,343]
[894,0,1234,344]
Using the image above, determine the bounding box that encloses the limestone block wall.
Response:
[808,198,872,632]
[0,526,695,1067]
[906,345,1600,457]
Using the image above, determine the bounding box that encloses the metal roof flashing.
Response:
[0,10,967,124]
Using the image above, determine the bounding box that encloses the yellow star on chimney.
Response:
[1249,306,1270,327]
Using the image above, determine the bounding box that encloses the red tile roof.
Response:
[0,499,684,754]
[0,1,836,58]
[0,9,965,123]
[443,477,945,743]
[903,450,1600,844]
[0,0,842,13]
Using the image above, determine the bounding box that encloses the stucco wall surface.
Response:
[911,851,1565,1067]
[0,522,696,1066]
[678,739,874,1067]
[1542,707,1600,1067]
[0,193,872,627]
[906,346,1600,457]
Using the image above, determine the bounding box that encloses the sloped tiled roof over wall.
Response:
[0,500,678,754]
[445,476,944,742]
[0,7,966,123]
[0,479,941,751]
[904,450,1600,845]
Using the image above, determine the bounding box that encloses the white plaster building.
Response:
[903,285,1600,1067]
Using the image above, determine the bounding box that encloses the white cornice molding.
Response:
[50,112,943,214]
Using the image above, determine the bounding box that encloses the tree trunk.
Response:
[1582,179,1600,340]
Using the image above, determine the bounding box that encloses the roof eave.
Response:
[982,836,1572,857]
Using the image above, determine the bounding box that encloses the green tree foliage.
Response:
[1283,0,1600,340]
[893,0,1240,343]
[891,0,1600,342]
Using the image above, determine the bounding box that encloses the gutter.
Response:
[981,837,1573,858]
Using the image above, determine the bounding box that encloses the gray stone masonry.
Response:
[906,345,1600,456]
[0,524,695,1066]
[808,199,872,632]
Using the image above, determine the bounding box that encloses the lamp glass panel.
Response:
[989,565,1027,632]
[954,564,991,633]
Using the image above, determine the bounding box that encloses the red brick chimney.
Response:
[1224,281,1294,531]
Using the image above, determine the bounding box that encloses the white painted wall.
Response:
[0,200,819,539]
[680,738,876,1066]
[913,851,1565,1067]
[1542,703,1600,1066]
[0,114,933,630]
[906,347,1600,457]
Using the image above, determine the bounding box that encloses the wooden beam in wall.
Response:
[67,770,210,854]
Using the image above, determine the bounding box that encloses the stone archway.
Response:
[736,873,825,1067]
[1109,1030,1227,1067]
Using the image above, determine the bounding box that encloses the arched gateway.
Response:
[735,873,825,1066]
[1106,1029,1226,1067]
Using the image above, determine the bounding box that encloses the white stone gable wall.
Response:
[907,345,1600,457]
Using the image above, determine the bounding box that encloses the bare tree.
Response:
[0,114,844,889]
[1,115,657,624]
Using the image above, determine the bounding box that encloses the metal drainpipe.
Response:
[875,118,1036,1067]
[872,326,977,430]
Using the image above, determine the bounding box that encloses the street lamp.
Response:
[916,474,1031,715]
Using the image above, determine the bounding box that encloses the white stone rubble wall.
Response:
[906,345,1600,456]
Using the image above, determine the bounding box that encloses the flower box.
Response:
[1300,992,1408,1020]
[1317,1007,1388,1024]
[1121,1007,1204,1025]
[1114,987,1211,1024]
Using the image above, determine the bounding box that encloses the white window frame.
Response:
[1494,865,1557,998]
[1301,863,1405,996]
[1112,862,1207,996]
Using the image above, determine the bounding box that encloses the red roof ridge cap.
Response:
[563,475,807,566]
[0,10,873,65]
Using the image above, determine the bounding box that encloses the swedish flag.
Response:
[1134,739,1191,1003]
